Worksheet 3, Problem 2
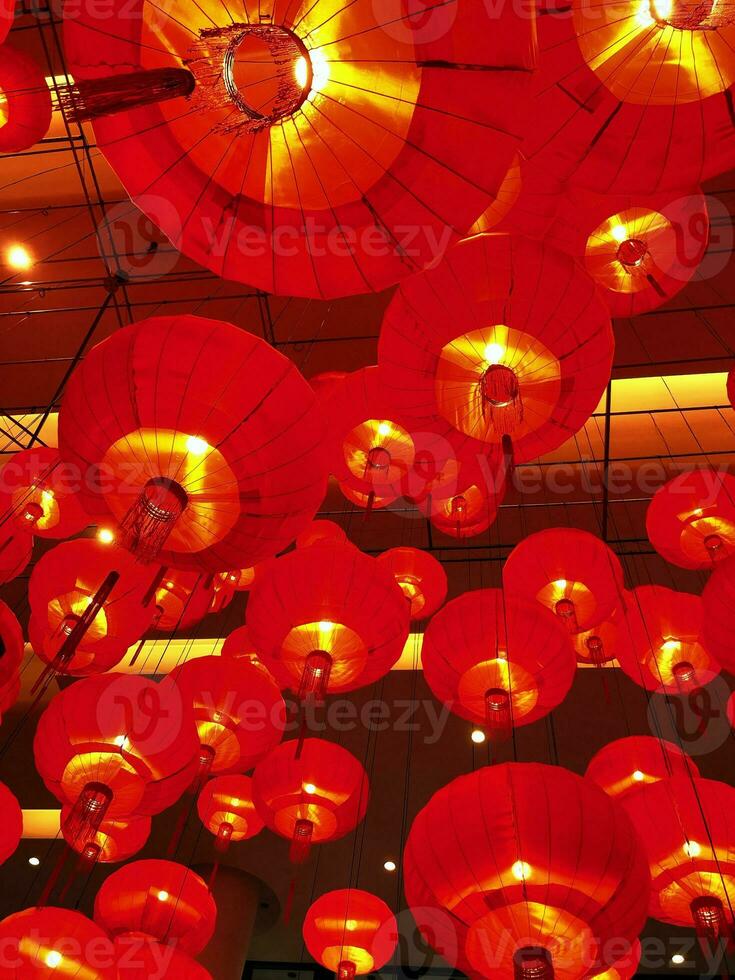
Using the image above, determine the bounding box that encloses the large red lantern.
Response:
[376,547,447,620]
[702,559,735,671]
[247,542,409,699]
[0,46,52,152]
[647,469,735,569]
[421,589,576,739]
[618,586,718,692]
[0,780,22,866]
[1,0,13,42]
[623,776,735,943]
[302,889,397,978]
[28,539,159,679]
[197,774,264,850]
[94,859,216,955]
[58,314,327,570]
[61,807,151,865]
[417,457,504,540]
[378,234,614,466]
[404,762,650,980]
[113,937,212,979]
[170,656,286,781]
[252,739,369,864]
[0,907,115,977]
[585,735,699,802]
[503,528,624,634]
[33,672,200,830]
[63,0,535,299]
[0,447,88,540]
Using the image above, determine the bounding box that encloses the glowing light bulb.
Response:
[346,919,358,931]
[384,860,397,872]
[610,224,628,243]
[471,729,486,744]
[114,735,129,749]
[512,860,531,881]
[165,580,175,589]
[186,435,209,456]
[318,621,334,633]
[632,770,645,782]
[295,55,309,90]
[303,782,317,795]
[308,48,330,94]
[684,840,701,858]
[97,527,114,544]
[157,890,169,902]
[483,342,505,365]
[45,950,63,968]
[41,488,55,503]
[662,638,682,653]
[377,421,392,437]
[6,244,32,270]
[553,579,568,591]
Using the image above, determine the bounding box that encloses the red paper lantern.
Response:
[252,739,368,864]
[1,0,13,42]
[623,776,735,942]
[296,520,348,550]
[62,807,151,864]
[0,46,52,152]
[702,559,735,672]
[150,569,216,632]
[421,589,576,739]
[417,457,504,540]
[170,656,286,780]
[0,907,114,977]
[647,468,735,569]
[58,314,327,570]
[63,0,535,299]
[197,774,264,849]
[376,547,447,620]
[378,234,614,466]
[586,735,699,802]
[503,528,624,634]
[33,672,200,828]
[0,780,22,865]
[94,859,216,955]
[113,936,212,979]
[403,762,650,980]
[618,586,718,692]
[247,542,409,698]
[309,372,349,398]
[28,539,160,678]
[303,889,397,978]
[0,599,24,685]
[219,625,269,676]
[571,616,623,666]
[0,447,88,540]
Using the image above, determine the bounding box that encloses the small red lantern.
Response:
[647,469,735,569]
[94,859,216,955]
[421,589,576,739]
[417,457,504,539]
[571,616,622,667]
[503,528,624,634]
[197,774,264,851]
[150,570,216,632]
[702,559,735,672]
[247,542,409,699]
[252,739,369,864]
[170,656,286,782]
[585,735,699,802]
[61,807,151,865]
[0,780,22,865]
[0,45,52,152]
[619,586,718,693]
[303,889,397,978]
[376,547,447,620]
[0,907,115,977]
[113,936,212,979]
[0,447,88,540]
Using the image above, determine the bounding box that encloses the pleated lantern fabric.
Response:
[28,539,159,678]
[0,780,22,866]
[113,937,212,978]
[94,859,216,955]
[0,0,13,42]
[252,739,368,864]
[571,615,624,666]
[0,907,115,978]
[295,519,348,550]
[503,528,624,634]
[0,46,52,152]
[197,774,264,848]
[585,735,699,802]
[416,457,504,540]
[378,234,614,465]
[702,558,735,672]
[619,585,719,692]
[149,569,216,633]
[622,776,735,942]
[421,589,576,739]
[246,542,409,698]
[0,447,88,540]
[302,889,397,977]
[376,547,447,620]
[33,673,200,825]
[647,468,735,569]
[63,0,536,299]
[403,762,650,980]
[57,314,327,571]
[61,807,151,864]
[524,1,735,195]
[219,625,269,675]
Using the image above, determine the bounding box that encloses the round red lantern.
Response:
[503,528,624,634]
[421,589,576,739]
[378,234,614,465]
[113,936,212,979]
[586,735,699,802]
[647,468,735,569]
[28,539,160,678]
[247,542,409,699]
[570,615,623,666]
[252,739,369,864]
[376,547,447,620]
[619,586,718,692]
[170,655,286,780]
[702,559,735,672]
[404,762,650,980]
[0,908,114,977]
[303,889,397,978]
[62,807,150,864]
[417,457,504,539]
[58,314,327,570]
[33,672,200,828]
[197,774,264,850]
[0,780,22,865]
[0,46,52,152]
[94,859,216,955]
[623,776,735,942]
[150,569,216,632]
[0,599,24,684]
[0,447,88,539]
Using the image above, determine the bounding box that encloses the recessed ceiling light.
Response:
[28,856,40,867]
[671,954,685,966]
[383,860,396,872]
[471,729,486,744]
[6,244,33,270]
